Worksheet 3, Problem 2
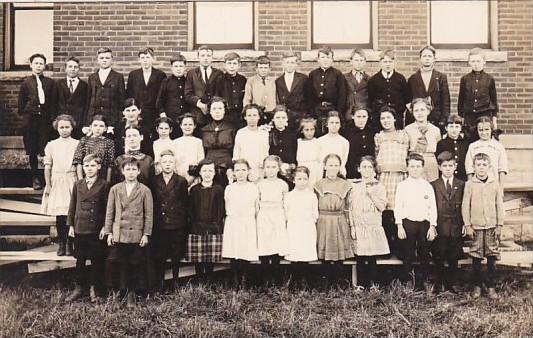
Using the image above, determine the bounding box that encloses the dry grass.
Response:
[1,267,532,338]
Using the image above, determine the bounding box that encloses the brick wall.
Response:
[0,0,532,135]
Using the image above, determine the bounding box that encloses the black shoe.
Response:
[32,177,42,190]
[65,239,74,256]
[56,242,66,256]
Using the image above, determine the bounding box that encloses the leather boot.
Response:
[56,241,66,256]
[65,238,74,256]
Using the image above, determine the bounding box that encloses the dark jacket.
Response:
[215,72,247,125]
[184,66,223,126]
[126,67,166,123]
[269,128,298,165]
[18,74,57,118]
[151,173,189,232]
[431,177,465,237]
[457,70,498,125]
[56,78,89,127]
[436,136,468,181]
[201,120,236,168]
[344,71,370,119]
[368,70,410,126]
[67,177,110,234]
[113,152,154,185]
[86,69,125,127]
[340,122,375,179]
[308,67,347,114]
[408,69,450,129]
[275,72,311,115]
[155,75,188,121]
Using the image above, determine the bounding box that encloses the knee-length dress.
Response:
[222,182,259,261]
[375,130,409,210]
[284,188,319,262]
[296,138,322,186]
[41,137,79,216]
[350,180,390,256]
[256,178,289,256]
[314,178,355,261]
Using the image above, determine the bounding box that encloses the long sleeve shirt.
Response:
[464,139,509,179]
[308,67,347,113]
[462,174,504,229]
[457,70,498,120]
[243,75,277,112]
[394,177,437,226]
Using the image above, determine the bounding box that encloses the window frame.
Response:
[310,0,374,49]
[190,1,257,50]
[429,0,492,49]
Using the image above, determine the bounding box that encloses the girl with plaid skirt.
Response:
[186,159,225,280]
[374,106,409,254]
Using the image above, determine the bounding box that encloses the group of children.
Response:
[22,44,508,305]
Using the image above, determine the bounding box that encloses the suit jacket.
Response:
[67,177,110,234]
[126,67,166,123]
[457,70,498,125]
[104,181,154,243]
[215,72,247,124]
[275,72,310,114]
[308,67,347,114]
[367,70,411,127]
[151,173,189,232]
[184,67,223,126]
[344,71,370,119]
[408,69,450,129]
[18,74,57,118]
[56,78,89,127]
[156,75,188,120]
[86,69,125,127]
[431,177,465,237]
[340,122,375,179]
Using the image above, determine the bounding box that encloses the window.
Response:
[430,1,490,49]
[4,3,54,70]
[193,2,255,49]
[311,1,372,49]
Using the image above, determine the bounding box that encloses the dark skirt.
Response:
[152,229,187,261]
[74,234,106,260]
[185,234,223,263]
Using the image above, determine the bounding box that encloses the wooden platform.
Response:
[0,211,55,226]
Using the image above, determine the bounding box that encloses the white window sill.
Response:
[181,50,266,62]
[301,49,508,62]
[0,71,54,81]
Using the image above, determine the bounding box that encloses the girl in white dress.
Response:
[349,155,390,288]
[296,118,321,186]
[257,155,289,286]
[317,111,349,177]
[173,113,205,184]
[152,117,175,174]
[41,115,79,256]
[222,159,259,288]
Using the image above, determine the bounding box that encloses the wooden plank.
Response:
[0,244,56,266]
[0,198,43,214]
[0,188,44,195]
[28,260,76,273]
[506,215,533,225]
[0,211,55,226]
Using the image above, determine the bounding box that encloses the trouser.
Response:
[75,257,105,290]
[399,219,431,288]
[313,102,336,137]
[56,216,68,244]
[356,256,377,288]
[471,257,497,288]
[435,258,458,288]
[22,114,49,177]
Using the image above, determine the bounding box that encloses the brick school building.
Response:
[0,0,531,136]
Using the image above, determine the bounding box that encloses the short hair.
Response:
[159,149,175,158]
[232,158,251,170]
[378,105,397,119]
[263,155,282,168]
[196,158,216,177]
[138,47,154,57]
[282,51,299,60]
[83,154,102,165]
[410,97,433,112]
[419,45,437,57]
[197,45,213,55]
[65,56,80,65]
[358,155,378,172]
[473,152,491,165]
[317,46,334,58]
[242,103,264,118]
[476,116,493,129]
[299,117,317,131]
[179,112,197,125]
[208,96,228,113]
[155,116,173,129]
[326,110,341,123]
[379,49,395,60]
[350,49,366,60]
[293,166,310,178]
[121,156,140,169]
[256,55,271,66]
[447,114,463,125]
[29,53,46,64]
[436,151,455,165]
[170,53,187,65]
[53,114,76,130]
[468,47,485,60]
[224,52,241,63]
[96,47,113,56]
[406,152,425,166]
[90,114,108,126]
[123,98,138,110]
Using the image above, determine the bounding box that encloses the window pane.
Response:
[14,9,54,65]
[195,2,253,46]
[313,1,371,45]
[431,1,489,46]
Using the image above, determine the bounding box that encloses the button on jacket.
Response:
[67,177,110,234]
[156,75,188,121]
[457,70,498,123]
[86,69,125,126]
[151,173,189,232]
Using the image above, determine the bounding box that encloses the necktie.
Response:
[36,75,45,104]
[261,77,266,85]
[69,79,74,94]
[356,72,362,83]
[446,179,452,197]
[204,68,209,83]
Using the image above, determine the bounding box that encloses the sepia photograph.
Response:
[0,0,532,337]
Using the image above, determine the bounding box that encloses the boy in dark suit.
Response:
[431,151,465,293]
[408,45,450,134]
[150,150,189,291]
[17,53,57,189]
[275,51,310,131]
[308,46,347,136]
[344,49,370,121]
[436,114,468,181]
[185,45,223,127]
[215,52,247,127]
[86,47,125,128]
[66,154,110,302]
[126,47,166,138]
[368,49,411,130]
[56,56,88,139]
